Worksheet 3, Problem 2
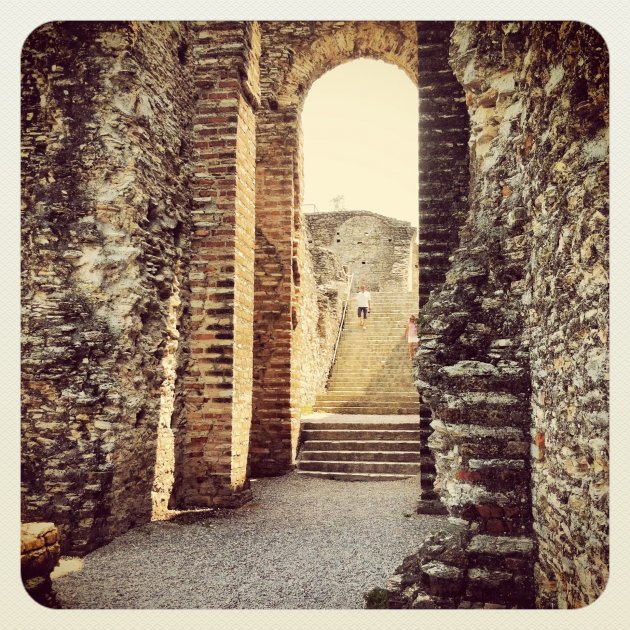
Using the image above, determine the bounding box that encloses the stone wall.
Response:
[21,22,196,553]
[516,23,609,608]
[305,210,417,292]
[393,20,608,609]
[21,522,61,607]
[294,219,348,412]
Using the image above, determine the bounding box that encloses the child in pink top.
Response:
[403,315,419,359]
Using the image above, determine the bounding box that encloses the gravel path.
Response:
[53,472,453,609]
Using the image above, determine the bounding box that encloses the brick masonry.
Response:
[173,21,260,508]
[416,21,470,515]
[248,21,419,476]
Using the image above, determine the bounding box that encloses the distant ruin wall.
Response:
[305,210,417,292]
[21,22,196,553]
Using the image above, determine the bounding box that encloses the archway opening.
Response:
[302,58,419,230]
[291,58,421,481]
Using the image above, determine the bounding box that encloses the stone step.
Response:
[317,398,418,407]
[329,374,415,380]
[316,394,418,403]
[322,391,416,397]
[326,385,415,390]
[302,439,420,452]
[328,373,415,379]
[299,449,421,463]
[296,470,414,481]
[319,398,417,404]
[442,483,532,533]
[297,459,420,475]
[301,420,418,430]
[317,390,418,396]
[302,428,421,440]
[466,534,535,563]
[313,405,419,415]
[336,345,410,350]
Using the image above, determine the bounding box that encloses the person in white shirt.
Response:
[356,285,372,329]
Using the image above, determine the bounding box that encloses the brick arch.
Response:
[275,21,418,110]
[249,22,421,477]
[249,22,471,491]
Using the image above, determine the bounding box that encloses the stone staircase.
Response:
[313,290,420,415]
[297,290,421,481]
[297,416,421,481]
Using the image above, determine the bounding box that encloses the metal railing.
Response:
[327,272,354,382]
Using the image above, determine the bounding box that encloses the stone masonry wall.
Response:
[305,210,417,292]
[21,522,61,607]
[296,219,352,412]
[21,22,196,553]
[517,23,609,608]
[392,21,608,609]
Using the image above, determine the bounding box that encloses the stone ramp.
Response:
[297,413,421,481]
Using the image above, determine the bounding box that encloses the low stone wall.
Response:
[21,522,61,607]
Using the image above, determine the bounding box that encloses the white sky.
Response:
[301,58,419,228]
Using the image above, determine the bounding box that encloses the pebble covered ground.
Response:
[53,472,454,609]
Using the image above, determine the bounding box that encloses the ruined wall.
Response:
[295,218,349,411]
[21,522,61,607]
[21,22,196,553]
[305,210,417,292]
[395,21,608,609]
[515,23,609,608]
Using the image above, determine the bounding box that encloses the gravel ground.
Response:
[53,472,453,609]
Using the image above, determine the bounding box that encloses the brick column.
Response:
[248,108,299,476]
[176,22,260,507]
[416,21,469,514]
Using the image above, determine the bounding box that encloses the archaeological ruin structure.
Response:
[21,20,608,608]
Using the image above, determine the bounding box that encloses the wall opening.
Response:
[301,58,419,232]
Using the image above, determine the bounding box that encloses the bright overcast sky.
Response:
[301,58,419,228]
